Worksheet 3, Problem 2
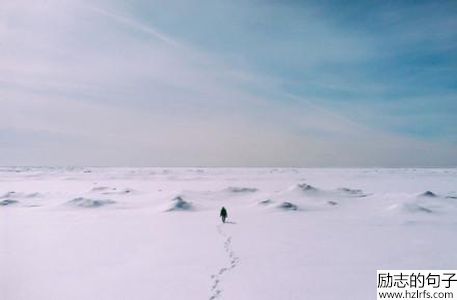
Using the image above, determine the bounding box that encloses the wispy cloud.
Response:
[85,5,180,46]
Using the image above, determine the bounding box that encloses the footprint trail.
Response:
[209,224,240,300]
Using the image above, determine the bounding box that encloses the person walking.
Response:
[220,206,228,223]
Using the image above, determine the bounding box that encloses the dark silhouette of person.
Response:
[220,207,228,223]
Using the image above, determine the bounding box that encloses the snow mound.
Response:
[68,197,116,208]
[284,184,368,200]
[91,187,135,195]
[276,183,320,198]
[165,196,193,212]
[337,187,368,197]
[420,191,437,197]
[277,202,298,211]
[399,192,457,215]
[268,183,334,211]
[226,187,258,193]
[1,191,41,199]
[258,199,274,205]
[297,183,319,193]
[90,186,111,192]
[0,199,19,206]
[103,188,134,195]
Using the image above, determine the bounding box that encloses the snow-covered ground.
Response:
[1,167,457,300]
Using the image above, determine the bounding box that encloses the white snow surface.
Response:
[1,167,457,300]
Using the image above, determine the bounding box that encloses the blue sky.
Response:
[0,0,456,166]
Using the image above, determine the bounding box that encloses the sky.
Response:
[0,0,456,167]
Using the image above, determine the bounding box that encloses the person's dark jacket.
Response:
[220,207,227,218]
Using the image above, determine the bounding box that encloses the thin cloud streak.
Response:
[85,5,180,47]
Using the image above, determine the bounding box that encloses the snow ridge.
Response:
[209,224,240,300]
